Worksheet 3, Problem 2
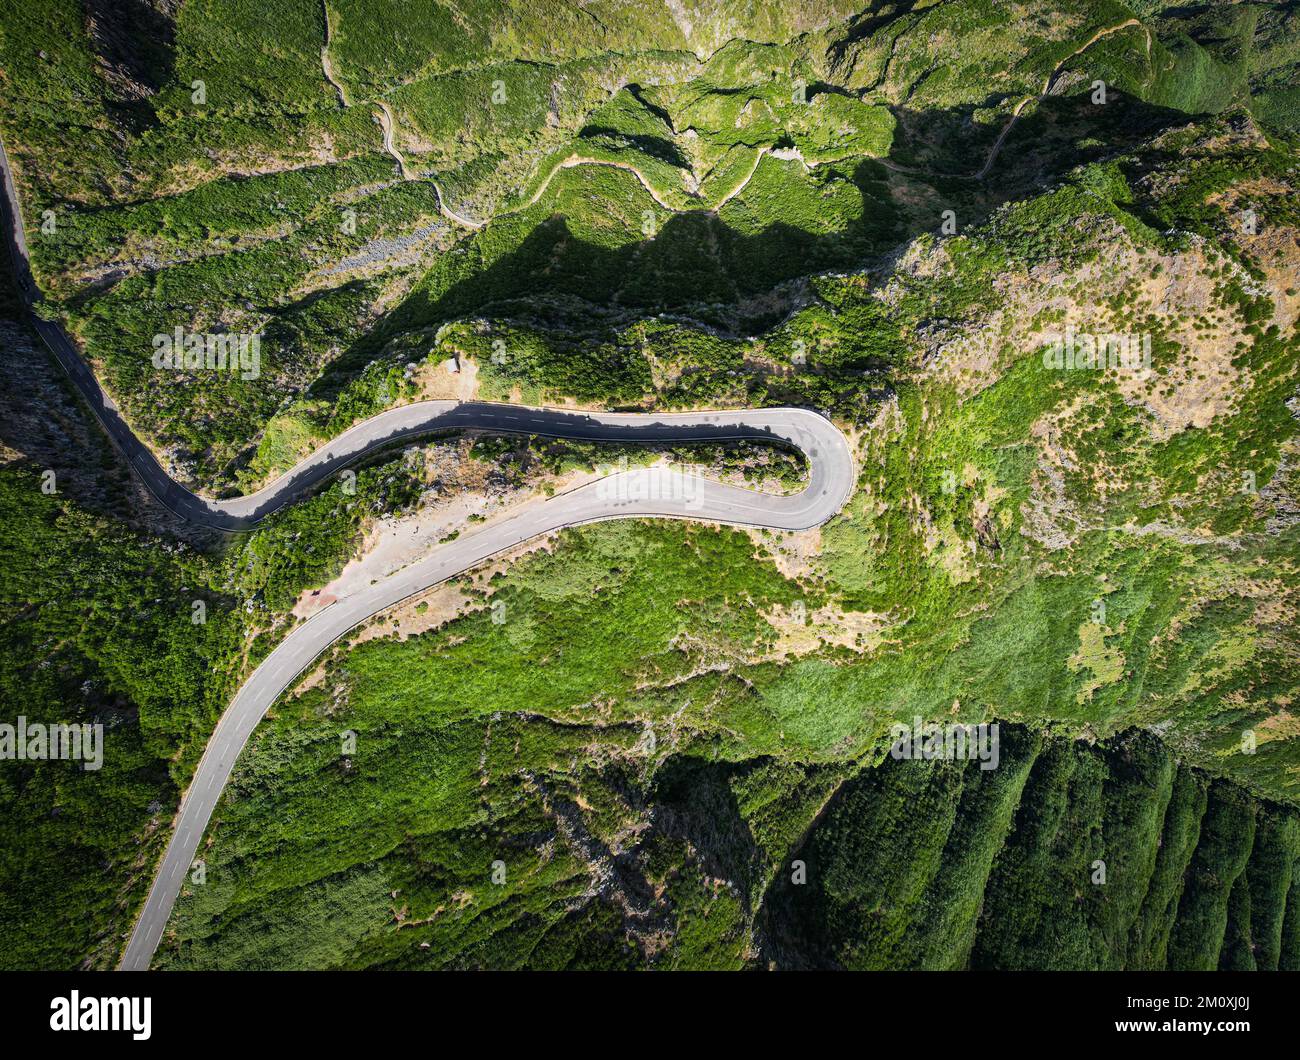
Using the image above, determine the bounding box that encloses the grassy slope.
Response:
[0,0,1298,969]
[159,118,1300,967]
[1,0,1290,484]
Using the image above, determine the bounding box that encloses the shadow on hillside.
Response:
[311,156,901,391]
[885,90,1191,187]
[650,755,762,906]
[829,0,924,65]
[305,90,1195,401]
[84,0,177,133]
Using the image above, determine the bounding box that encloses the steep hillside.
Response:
[0,0,1297,971]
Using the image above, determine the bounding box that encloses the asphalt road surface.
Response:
[1,137,855,970]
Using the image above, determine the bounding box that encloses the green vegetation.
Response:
[163,695,1300,968]
[156,102,1300,967]
[0,465,243,968]
[1,0,1299,972]
[3,0,1290,481]
[771,728,1300,970]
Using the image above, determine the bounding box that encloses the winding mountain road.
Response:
[0,137,855,969]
